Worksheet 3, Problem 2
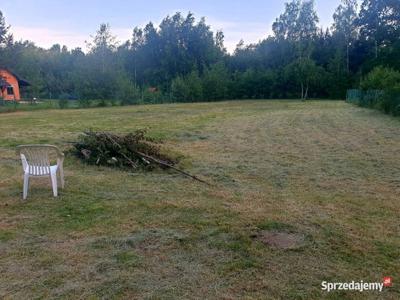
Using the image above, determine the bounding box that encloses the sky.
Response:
[1,0,343,53]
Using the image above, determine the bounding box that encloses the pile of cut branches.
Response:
[73,130,175,169]
[73,130,211,185]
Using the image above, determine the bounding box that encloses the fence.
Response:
[346,89,384,107]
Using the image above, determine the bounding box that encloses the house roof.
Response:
[18,78,30,87]
[0,68,31,87]
[0,77,9,88]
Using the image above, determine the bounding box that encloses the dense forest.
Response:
[0,0,399,111]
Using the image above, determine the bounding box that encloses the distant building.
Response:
[0,69,30,101]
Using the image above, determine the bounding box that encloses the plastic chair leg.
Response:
[23,173,29,200]
[50,173,58,197]
[59,165,65,189]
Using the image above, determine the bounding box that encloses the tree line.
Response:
[0,0,399,110]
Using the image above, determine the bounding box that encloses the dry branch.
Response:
[73,130,212,185]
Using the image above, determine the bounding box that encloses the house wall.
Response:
[0,69,21,101]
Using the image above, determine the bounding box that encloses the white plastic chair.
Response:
[16,145,65,199]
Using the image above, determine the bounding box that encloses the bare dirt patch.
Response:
[258,231,305,250]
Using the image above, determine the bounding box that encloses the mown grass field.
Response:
[0,100,399,299]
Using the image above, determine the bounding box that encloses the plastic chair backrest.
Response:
[17,145,62,175]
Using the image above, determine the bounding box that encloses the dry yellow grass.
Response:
[0,100,399,299]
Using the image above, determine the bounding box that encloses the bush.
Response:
[171,71,203,102]
[171,76,189,102]
[142,88,164,104]
[202,62,230,101]
[58,98,69,109]
[78,98,91,108]
[97,99,108,107]
[360,67,400,91]
[359,67,400,116]
[380,88,400,116]
[117,77,141,105]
